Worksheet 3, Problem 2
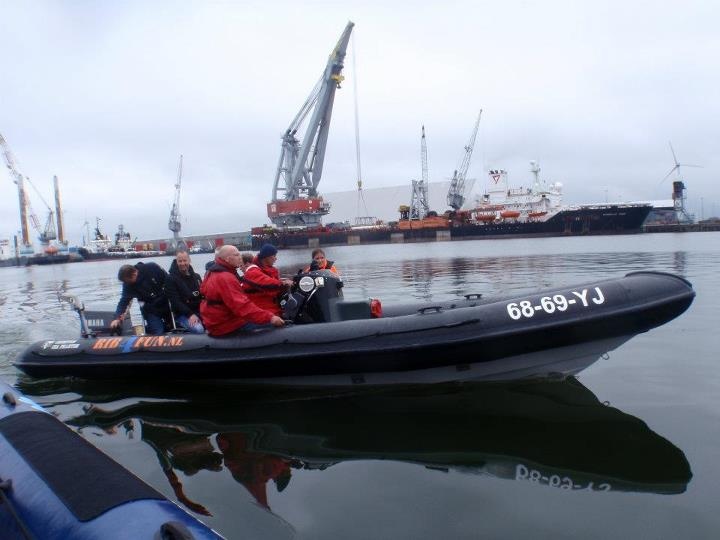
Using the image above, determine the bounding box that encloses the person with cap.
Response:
[241,244,293,316]
[200,245,284,336]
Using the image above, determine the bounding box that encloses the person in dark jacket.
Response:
[110,262,170,335]
[200,245,284,336]
[165,250,205,334]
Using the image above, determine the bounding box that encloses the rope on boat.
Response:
[0,477,37,540]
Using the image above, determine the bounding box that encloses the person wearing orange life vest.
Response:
[303,248,339,274]
[241,244,293,316]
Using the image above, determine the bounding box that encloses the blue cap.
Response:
[257,244,278,260]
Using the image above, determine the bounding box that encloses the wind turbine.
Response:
[660,141,702,184]
[659,142,699,224]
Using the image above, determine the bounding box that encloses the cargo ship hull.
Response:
[253,204,652,249]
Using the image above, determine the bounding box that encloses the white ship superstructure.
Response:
[475,162,563,222]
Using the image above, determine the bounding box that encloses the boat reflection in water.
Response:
[19,360,691,518]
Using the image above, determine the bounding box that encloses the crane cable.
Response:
[352,32,370,221]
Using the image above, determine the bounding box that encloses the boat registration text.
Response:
[506,287,605,320]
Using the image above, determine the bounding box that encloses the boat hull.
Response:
[15,272,694,383]
[253,204,652,249]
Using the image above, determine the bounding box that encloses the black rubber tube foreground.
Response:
[0,411,163,521]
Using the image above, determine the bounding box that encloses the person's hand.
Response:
[270,315,285,327]
[189,314,200,326]
[110,316,123,329]
[282,278,294,288]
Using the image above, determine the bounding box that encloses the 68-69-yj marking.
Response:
[506,287,605,320]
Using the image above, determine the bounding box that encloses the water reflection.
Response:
[375,251,692,303]
[18,377,691,517]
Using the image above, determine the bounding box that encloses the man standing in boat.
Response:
[165,249,205,334]
[110,262,171,335]
[200,245,284,336]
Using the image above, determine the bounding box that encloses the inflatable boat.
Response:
[0,381,224,539]
[15,271,694,384]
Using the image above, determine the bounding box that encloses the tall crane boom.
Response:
[447,110,482,211]
[421,125,429,185]
[168,155,185,251]
[409,126,430,220]
[268,21,354,228]
[25,176,57,244]
[54,175,66,244]
[1,132,32,247]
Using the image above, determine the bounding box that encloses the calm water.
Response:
[1,233,719,539]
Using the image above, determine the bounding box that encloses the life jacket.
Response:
[303,259,339,274]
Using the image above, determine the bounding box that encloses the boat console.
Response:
[283,270,372,323]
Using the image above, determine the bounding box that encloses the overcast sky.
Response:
[1,0,718,244]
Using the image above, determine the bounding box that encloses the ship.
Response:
[252,163,652,250]
[78,220,161,261]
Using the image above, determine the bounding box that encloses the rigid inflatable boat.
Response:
[0,382,223,540]
[17,377,692,497]
[15,271,694,384]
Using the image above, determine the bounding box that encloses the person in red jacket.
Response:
[241,244,293,316]
[200,245,284,336]
[217,432,293,510]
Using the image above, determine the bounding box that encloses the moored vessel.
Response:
[79,220,161,261]
[253,163,652,249]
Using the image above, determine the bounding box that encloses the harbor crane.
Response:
[1,132,57,249]
[53,176,66,245]
[1,132,31,248]
[268,21,354,228]
[25,176,58,245]
[447,110,482,211]
[168,154,185,251]
[409,126,430,220]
